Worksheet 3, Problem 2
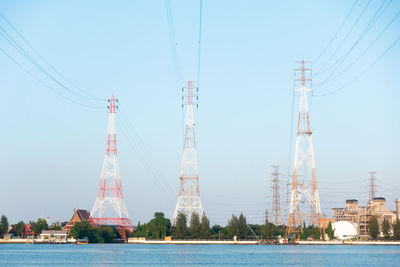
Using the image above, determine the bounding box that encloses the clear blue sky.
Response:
[0,0,399,226]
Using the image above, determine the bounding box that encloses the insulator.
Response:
[116,99,119,102]
[196,96,198,100]
[108,99,110,102]
[116,106,119,109]
[182,104,184,108]
[107,106,110,109]
[197,104,198,108]
[182,88,184,92]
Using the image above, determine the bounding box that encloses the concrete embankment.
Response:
[296,240,400,245]
[128,239,259,245]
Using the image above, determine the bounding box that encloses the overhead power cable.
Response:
[313,0,358,65]
[0,11,104,102]
[165,0,181,89]
[0,46,103,109]
[314,34,400,97]
[315,0,372,76]
[315,0,393,87]
[315,9,400,88]
[197,0,203,86]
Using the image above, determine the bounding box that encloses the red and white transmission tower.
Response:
[286,60,321,237]
[89,95,133,242]
[172,80,204,224]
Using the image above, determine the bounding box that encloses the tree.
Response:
[10,221,25,237]
[200,213,210,239]
[311,226,321,240]
[189,212,201,239]
[70,221,92,240]
[392,219,400,240]
[369,216,379,239]
[238,213,248,239]
[174,212,187,239]
[326,221,335,240]
[0,215,9,238]
[99,226,115,243]
[31,218,48,235]
[227,215,239,238]
[382,218,391,239]
[261,218,272,238]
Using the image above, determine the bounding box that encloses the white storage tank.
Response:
[332,221,357,240]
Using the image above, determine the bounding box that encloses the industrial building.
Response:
[332,198,400,237]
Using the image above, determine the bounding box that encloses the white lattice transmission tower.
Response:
[271,166,283,225]
[89,95,133,242]
[286,60,321,236]
[172,80,204,224]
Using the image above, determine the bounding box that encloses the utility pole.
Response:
[172,81,204,225]
[89,95,133,242]
[286,60,322,237]
[369,171,376,201]
[271,166,283,225]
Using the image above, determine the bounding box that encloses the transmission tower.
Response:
[369,171,376,201]
[271,166,283,225]
[89,95,133,242]
[286,60,322,237]
[172,81,204,224]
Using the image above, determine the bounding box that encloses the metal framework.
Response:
[172,80,204,224]
[286,60,321,237]
[369,171,376,201]
[271,166,283,225]
[89,95,133,242]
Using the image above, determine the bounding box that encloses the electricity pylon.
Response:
[89,95,133,242]
[172,81,204,224]
[369,171,376,201]
[286,61,321,237]
[271,166,283,226]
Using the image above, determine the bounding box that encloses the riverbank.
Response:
[295,240,400,245]
[128,238,259,245]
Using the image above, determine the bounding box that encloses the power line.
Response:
[197,0,203,86]
[315,0,372,76]
[0,46,103,109]
[314,34,400,97]
[315,0,393,87]
[0,11,104,102]
[315,9,400,89]
[313,0,358,65]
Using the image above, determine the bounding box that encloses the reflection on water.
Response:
[0,244,399,266]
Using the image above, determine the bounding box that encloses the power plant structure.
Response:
[286,60,322,236]
[271,166,283,226]
[172,81,204,224]
[89,95,133,242]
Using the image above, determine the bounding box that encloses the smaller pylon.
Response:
[271,166,283,226]
[369,171,376,201]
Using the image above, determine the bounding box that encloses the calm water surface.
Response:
[0,244,399,266]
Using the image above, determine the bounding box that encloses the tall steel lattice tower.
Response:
[271,166,283,225]
[369,171,376,201]
[286,60,321,236]
[89,95,133,242]
[172,80,204,224]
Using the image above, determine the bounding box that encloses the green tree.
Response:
[189,212,201,239]
[392,219,400,240]
[227,215,239,238]
[31,218,48,235]
[369,216,379,239]
[261,218,272,238]
[100,226,115,243]
[10,221,25,237]
[0,215,9,238]
[326,221,335,240]
[311,226,321,240]
[200,213,210,239]
[147,212,171,239]
[238,213,248,239]
[70,221,92,240]
[174,212,187,239]
[382,218,391,239]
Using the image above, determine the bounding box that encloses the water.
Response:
[0,244,399,266]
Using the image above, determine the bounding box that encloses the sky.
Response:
[0,0,399,226]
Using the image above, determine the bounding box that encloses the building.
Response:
[40,230,68,243]
[332,221,357,240]
[333,197,398,236]
[62,209,90,232]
